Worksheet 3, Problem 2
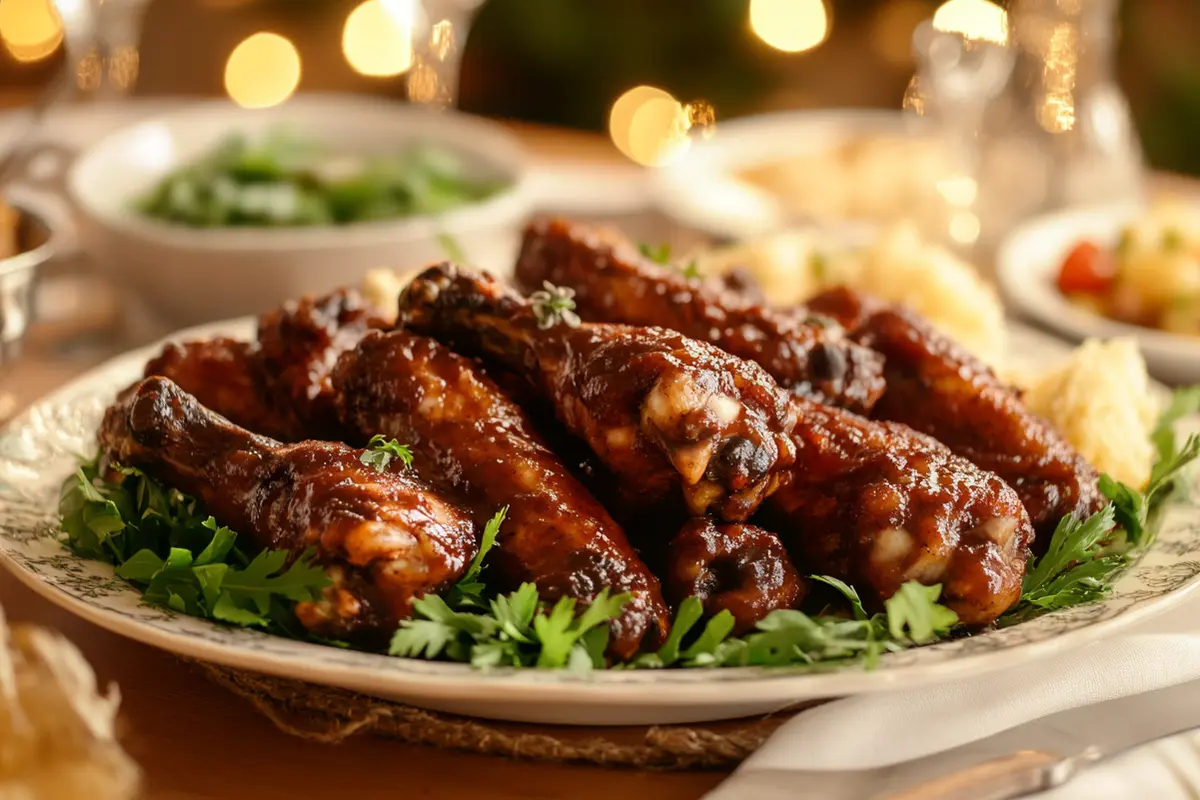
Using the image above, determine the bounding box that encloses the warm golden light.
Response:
[0,0,64,63]
[932,0,1008,44]
[749,0,829,54]
[342,0,414,78]
[870,0,929,68]
[609,85,692,167]
[224,32,301,109]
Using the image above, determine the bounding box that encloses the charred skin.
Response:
[513,218,886,414]
[143,337,302,442]
[807,286,1104,545]
[99,377,476,645]
[256,287,389,439]
[762,397,1034,625]
[333,329,670,658]
[397,262,798,522]
[664,519,805,635]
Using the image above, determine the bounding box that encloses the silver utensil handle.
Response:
[885,749,1085,800]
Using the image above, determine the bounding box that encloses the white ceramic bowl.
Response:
[67,95,533,326]
[651,109,932,241]
[995,203,1200,384]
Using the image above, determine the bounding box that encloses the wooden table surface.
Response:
[0,112,728,800]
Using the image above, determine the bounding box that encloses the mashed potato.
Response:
[1017,338,1158,489]
[698,222,1007,366]
[362,266,424,324]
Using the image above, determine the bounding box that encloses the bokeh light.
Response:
[0,0,64,63]
[932,0,1008,44]
[609,85,693,167]
[342,0,415,78]
[749,0,830,54]
[224,32,301,109]
[870,0,930,68]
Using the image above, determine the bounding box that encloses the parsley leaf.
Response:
[444,506,508,608]
[638,242,672,263]
[359,434,414,473]
[59,454,330,633]
[884,583,959,644]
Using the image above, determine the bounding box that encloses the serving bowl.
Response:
[995,202,1200,384]
[67,95,533,326]
[651,109,936,241]
[0,201,55,373]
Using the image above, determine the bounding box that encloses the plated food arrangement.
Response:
[1055,204,1200,337]
[136,130,507,229]
[32,216,1196,685]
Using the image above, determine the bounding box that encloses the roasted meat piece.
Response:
[398,262,798,522]
[663,519,805,634]
[807,286,1104,540]
[762,398,1035,625]
[143,337,301,441]
[99,376,477,644]
[256,288,389,438]
[333,329,671,657]
[513,218,886,413]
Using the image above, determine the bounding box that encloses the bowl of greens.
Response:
[67,95,531,326]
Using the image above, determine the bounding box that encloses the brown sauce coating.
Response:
[398,262,798,523]
[333,329,670,658]
[513,218,886,414]
[762,397,1035,625]
[99,377,476,646]
[807,286,1104,545]
[664,519,805,634]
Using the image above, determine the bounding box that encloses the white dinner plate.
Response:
[1,319,1199,726]
[996,203,1200,384]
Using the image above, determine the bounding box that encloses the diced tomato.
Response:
[1057,241,1116,295]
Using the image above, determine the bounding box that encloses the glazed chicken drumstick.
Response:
[397,263,798,522]
[143,337,297,441]
[807,287,1104,541]
[333,329,671,658]
[761,397,1035,625]
[143,288,388,442]
[100,377,477,644]
[513,218,887,414]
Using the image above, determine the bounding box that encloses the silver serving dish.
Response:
[0,203,54,373]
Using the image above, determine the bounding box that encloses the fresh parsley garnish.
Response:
[638,242,672,263]
[528,281,581,330]
[390,584,629,671]
[638,241,702,279]
[444,506,507,608]
[999,390,1200,626]
[59,458,329,633]
[359,434,414,473]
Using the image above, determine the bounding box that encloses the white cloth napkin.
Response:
[706,595,1200,799]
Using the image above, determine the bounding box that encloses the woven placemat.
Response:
[196,661,811,770]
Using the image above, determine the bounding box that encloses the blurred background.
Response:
[0,0,1198,175]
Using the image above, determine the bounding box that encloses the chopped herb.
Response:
[359,434,414,473]
[681,259,703,280]
[59,457,329,634]
[638,242,672,264]
[528,281,581,330]
[444,506,508,609]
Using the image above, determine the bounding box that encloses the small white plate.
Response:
[1,321,1199,726]
[996,204,1200,384]
[651,109,929,241]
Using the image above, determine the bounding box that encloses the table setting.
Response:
[2,1,1200,798]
